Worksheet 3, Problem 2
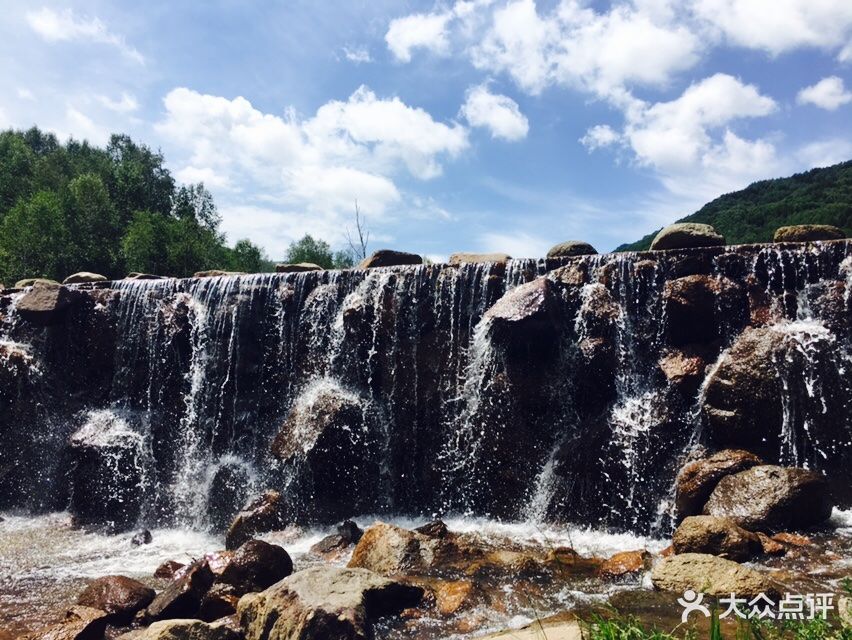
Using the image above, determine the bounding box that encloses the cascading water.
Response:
[2,241,852,536]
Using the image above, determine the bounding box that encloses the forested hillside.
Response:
[617,160,852,251]
[0,127,272,284]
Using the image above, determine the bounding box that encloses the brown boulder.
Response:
[546,241,597,258]
[357,249,422,269]
[225,491,287,550]
[77,575,155,624]
[598,550,650,580]
[310,520,364,558]
[432,580,478,616]
[218,539,293,596]
[658,348,706,391]
[24,606,109,640]
[773,224,845,243]
[650,223,725,251]
[145,560,215,622]
[651,553,777,597]
[675,449,763,518]
[771,532,812,547]
[237,566,423,640]
[127,619,240,640]
[16,282,82,325]
[193,271,245,278]
[154,561,185,579]
[15,278,61,288]
[672,516,762,561]
[198,584,240,622]
[756,533,786,556]
[348,523,440,575]
[448,252,511,265]
[703,465,833,532]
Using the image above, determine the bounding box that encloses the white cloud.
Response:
[97,92,139,113]
[691,0,852,57]
[342,46,372,63]
[841,41,852,63]
[580,124,621,150]
[797,76,852,111]
[796,139,852,168]
[386,12,453,62]
[479,230,548,257]
[157,86,467,255]
[26,7,144,64]
[63,106,110,146]
[460,83,529,141]
[17,88,35,101]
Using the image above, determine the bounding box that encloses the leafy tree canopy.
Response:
[617,160,852,251]
[285,234,354,269]
[0,126,274,284]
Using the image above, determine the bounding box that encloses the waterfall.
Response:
[2,242,852,533]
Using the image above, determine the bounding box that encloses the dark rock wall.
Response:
[1,241,850,534]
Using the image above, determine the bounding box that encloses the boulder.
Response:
[77,575,156,624]
[155,561,186,580]
[348,523,440,575]
[773,225,845,243]
[700,325,837,453]
[658,348,707,391]
[448,252,512,265]
[756,533,786,556]
[771,532,812,547]
[482,277,561,359]
[357,249,422,269]
[275,263,323,273]
[218,539,293,596]
[414,520,448,538]
[127,273,167,280]
[208,463,253,533]
[225,491,287,551]
[16,282,82,325]
[703,465,833,532]
[68,412,146,532]
[24,606,109,640]
[310,520,364,558]
[479,619,582,640]
[598,550,650,580]
[125,619,239,640]
[662,274,744,345]
[132,530,153,546]
[193,271,245,278]
[63,272,108,284]
[675,449,763,518]
[145,560,215,622]
[198,584,240,622]
[270,384,381,522]
[650,223,725,251]
[15,278,61,288]
[651,553,777,597]
[672,516,762,561]
[546,241,597,258]
[237,566,423,640]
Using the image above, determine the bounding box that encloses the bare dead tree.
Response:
[346,200,370,260]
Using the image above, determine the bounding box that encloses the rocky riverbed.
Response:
[3,507,851,639]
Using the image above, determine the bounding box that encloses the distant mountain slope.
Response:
[616,160,852,252]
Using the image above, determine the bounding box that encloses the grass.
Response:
[581,607,852,640]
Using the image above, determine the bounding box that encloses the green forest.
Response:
[0,126,277,284]
[617,160,852,251]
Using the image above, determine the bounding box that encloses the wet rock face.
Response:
[675,450,763,518]
[703,465,833,532]
[145,560,215,622]
[270,384,383,523]
[23,606,109,640]
[16,282,82,325]
[672,516,762,561]
[76,575,155,624]
[237,566,423,640]
[225,491,287,551]
[651,553,777,598]
[662,275,745,346]
[68,412,146,533]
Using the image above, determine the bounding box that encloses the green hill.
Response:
[616,160,852,252]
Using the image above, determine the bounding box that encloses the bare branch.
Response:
[346,200,370,260]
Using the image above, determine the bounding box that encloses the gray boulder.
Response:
[773,224,845,243]
[237,566,422,640]
[546,241,597,258]
[675,450,763,518]
[63,272,108,284]
[275,263,323,273]
[672,516,762,561]
[357,249,422,269]
[651,553,778,597]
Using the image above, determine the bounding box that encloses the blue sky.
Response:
[2,1,852,259]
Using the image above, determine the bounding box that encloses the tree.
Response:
[66,173,121,276]
[345,201,370,261]
[173,183,221,231]
[122,211,170,275]
[107,134,175,226]
[0,191,71,283]
[285,234,335,268]
[0,132,35,214]
[228,238,273,273]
